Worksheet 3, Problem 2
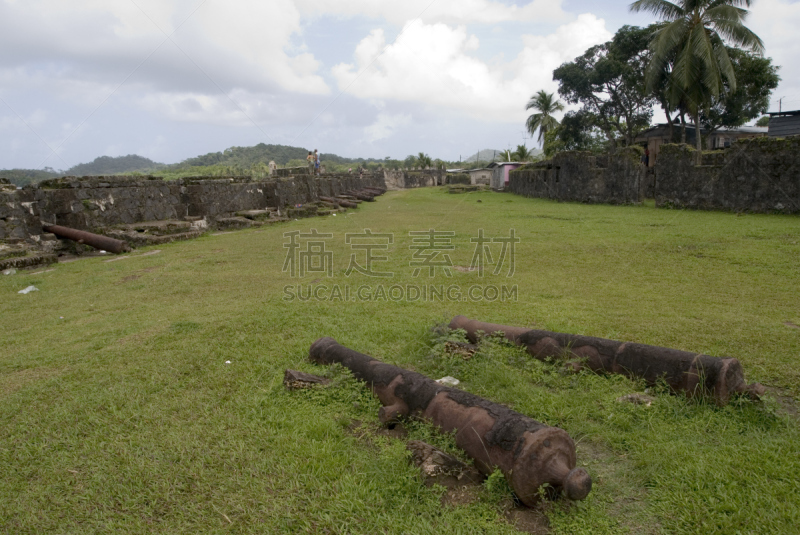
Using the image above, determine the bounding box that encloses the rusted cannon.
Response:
[345,190,375,202]
[320,196,357,208]
[363,187,386,195]
[449,316,764,405]
[309,337,591,505]
[42,224,131,254]
[336,195,362,204]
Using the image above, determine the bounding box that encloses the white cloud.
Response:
[749,0,800,111]
[364,112,412,142]
[0,0,328,100]
[0,108,47,131]
[295,0,568,25]
[332,14,611,122]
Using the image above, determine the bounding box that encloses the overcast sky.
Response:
[1,0,798,169]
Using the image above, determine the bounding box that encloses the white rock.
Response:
[18,285,39,294]
[436,376,460,387]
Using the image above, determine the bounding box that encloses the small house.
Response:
[767,110,800,138]
[487,162,528,190]
[635,124,767,167]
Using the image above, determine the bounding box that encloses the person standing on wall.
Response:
[314,149,320,176]
[307,151,314,175]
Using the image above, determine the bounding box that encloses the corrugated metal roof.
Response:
[768,110,800,117]
[768,115,800,137]
[716,126,768,134]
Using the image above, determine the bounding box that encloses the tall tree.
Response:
[512,145,536,162]
[700,47,779,143]
[630,0,765,154]
[553,25,656,147]
[415,152,432,169]
[525,90,565,144]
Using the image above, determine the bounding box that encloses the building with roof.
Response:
[767,110,800,138]
[635,124,768,168]
[488,161,527,189]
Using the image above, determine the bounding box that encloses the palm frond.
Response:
[629,0,685,20]
[711,33,736,91]
[708,14,764,52]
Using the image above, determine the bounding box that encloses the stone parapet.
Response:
[508,149,644,204]
[654,138,800,213]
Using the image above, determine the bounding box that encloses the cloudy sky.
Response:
[1,0,798,169]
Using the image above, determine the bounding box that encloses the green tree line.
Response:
[527,0,780,157]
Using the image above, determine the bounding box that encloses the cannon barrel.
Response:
[309,337,591,505]
[345,190,375,202]
[319,196,357,208]
[448,316,764,405]
[42,224,130,254]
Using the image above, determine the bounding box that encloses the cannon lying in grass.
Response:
[309,337,591,506]
[448,316,764,405]
[319,196,358,208]
[43,224,130,254]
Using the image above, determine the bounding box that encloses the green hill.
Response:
[176,143,383,168]
[0,168,60,187]
[66,155,164,176]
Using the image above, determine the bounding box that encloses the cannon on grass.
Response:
[309,337,591,506]
[448,316,764,405]
[43,224,131,254]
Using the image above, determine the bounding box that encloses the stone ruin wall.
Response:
[654,137,800,213]
[0,173,386,243]
[384,169,444,190]
[507,148,644,204]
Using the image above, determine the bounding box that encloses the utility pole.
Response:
[779,96,786,113]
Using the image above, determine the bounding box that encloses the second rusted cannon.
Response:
[320,196,357,208]
[42,224,131,254]
[449,316,764,405]
[309,337,591,505]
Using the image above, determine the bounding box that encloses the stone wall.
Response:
[507,149,644,204]
[0,173,386,242]
[446,173,471,185]
[384,169,444,190]
[654,138,800,213]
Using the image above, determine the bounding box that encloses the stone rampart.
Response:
[384,169,444,190]
[0,173,386,242]
[654,138,800,213]
[508,149,643,204]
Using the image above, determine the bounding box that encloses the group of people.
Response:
[307,150,321,176]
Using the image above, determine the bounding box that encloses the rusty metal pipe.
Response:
[345,190,375,201]
[449,316,764,405]
[319,196,357,208]
[42,224,131,254]
[309,337,591,505]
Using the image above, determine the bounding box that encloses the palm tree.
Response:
[512,144,535,162]
[416,152,433,169]
[630,0,764,154]
[525,90,565,145]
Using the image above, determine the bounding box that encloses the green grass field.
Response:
[2,187,799,534]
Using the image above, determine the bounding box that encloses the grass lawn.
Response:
[2,186,799,534]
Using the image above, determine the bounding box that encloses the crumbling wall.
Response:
[0,173,386,242]
[654,138,800,213]
[384,169,443,189]
[508,149,644,204]
[446,173,470,185]
[0,179,41,240]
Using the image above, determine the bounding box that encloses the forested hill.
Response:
[179,143,381,167]
[66,155,163,176]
